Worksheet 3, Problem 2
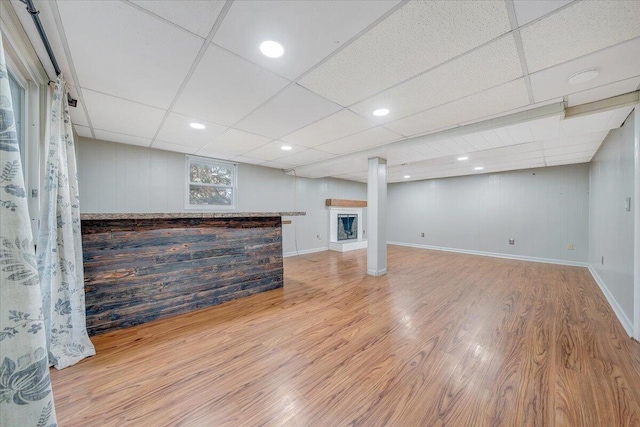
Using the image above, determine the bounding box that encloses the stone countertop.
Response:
[80,212,306,220]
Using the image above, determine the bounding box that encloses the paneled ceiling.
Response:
[12,0,640,183]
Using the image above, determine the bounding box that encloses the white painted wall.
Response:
[387,163,590,264]
[589,109,636,334]
[75,137,366,256]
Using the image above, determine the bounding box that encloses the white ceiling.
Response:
[12,0,640,183]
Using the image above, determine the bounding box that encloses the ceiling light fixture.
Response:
[373,108,389,117]
[281,145,292,151]
[259,40,284,58]
[568,68,599,85]
[457,156,469,161]
[404,175,411,179]
[474,166,484,171]
[190,122,206,130]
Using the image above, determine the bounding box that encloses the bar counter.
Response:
[81,212,305,335]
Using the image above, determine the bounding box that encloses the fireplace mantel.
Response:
[325,199,367,208]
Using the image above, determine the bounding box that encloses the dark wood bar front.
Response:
[81,212,304,335]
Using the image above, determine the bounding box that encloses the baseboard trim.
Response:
[283,247,328,258]
[367,268,387,276]
[387,241,588,267]
[587,265,634,337]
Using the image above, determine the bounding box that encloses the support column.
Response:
[367,157,387,276]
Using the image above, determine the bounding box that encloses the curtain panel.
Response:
[36,76,95,370]
[0,33,58,427]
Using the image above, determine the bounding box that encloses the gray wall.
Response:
[589,109,636,327]
[387,163,590,263]
[75,137,366,255]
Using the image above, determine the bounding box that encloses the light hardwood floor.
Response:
[50,245,640,426]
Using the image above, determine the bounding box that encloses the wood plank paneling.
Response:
[82,217,283,335]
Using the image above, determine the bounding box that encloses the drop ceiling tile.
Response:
[69,101,89,127]
[542,130,609,148]
[200,128,271,156]
[545,157,591,166]
[411,143,446,159]
[260,160,295,170]
[93,129,151,147]
[529,37,640,103]
[561,108,625,136]
[155,112,227,148]
[449,137,476,152]
[235,85,341,139]
[503,122,534,144]
[513,0,573,26]
[333,174,367,183]
[277,148,335,166]
[544,142,602,157]
[476,130,510,149]
[57,0,203,108]
[74,125,92,138]
[316,126,402,155]
[520,1,640,73]
[173,44,290,126]
[428,139,471,156]
[281,109,376,148]
[461,133,492,151]
[607,106,634,128]
[351,35,522,123]
[213,0,400,80]
[232,155,264,166]
[83,89,166,138]
[243,140,306,162]
[152,141,198,154]
[385,79,530,137]
[482,151,545,166]
[315,158,370,175]
[568,76,640,106]
[130,0,224,38]
[527,116,562,140]
[299,1,511,106]
[370,147,431,166]
[192,148,235,161]
[473,141,542,160]
[545,151,596,163]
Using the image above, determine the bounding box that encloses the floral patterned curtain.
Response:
[0,33,58,426]
[36,76,95,369]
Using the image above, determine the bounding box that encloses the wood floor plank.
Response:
[50,246,640,426]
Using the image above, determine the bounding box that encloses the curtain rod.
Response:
[19,0,77,107]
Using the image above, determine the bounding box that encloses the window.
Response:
[8,72,25,178]
[185,156,237,209]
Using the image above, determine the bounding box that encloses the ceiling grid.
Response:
[15,0,640,182]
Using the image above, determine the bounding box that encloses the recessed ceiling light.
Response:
[457,156,469,161]
[281,145,292,151]
[568,68,599,85]
[373,108,389,117]
[189,122,206,130]
[259,40,284,58]
[404,175,411,179]
[474,166,484,171]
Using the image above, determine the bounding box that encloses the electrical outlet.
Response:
[567,243,574,250]
[509,239,515,245]
[421,232,425,237]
